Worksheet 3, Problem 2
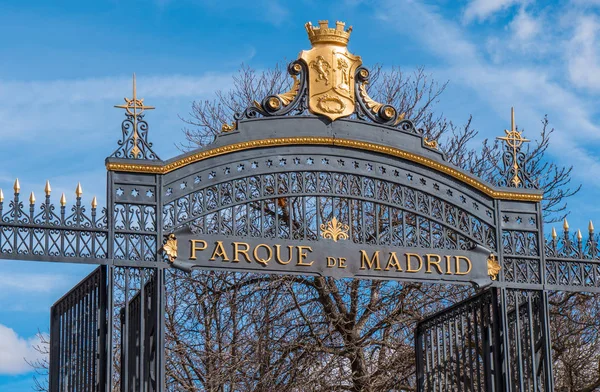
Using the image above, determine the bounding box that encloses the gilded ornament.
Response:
[487,254,501,280]
[267,97,281,110]
[276,74,301,106]
[316,94,346,114]
[13,178,20,194]
[29,192,36,205]
[60,193,67,207]
[105,136,543,202]
[221,122,237,133]
[45,180,52,196]
[497,107,529,187]
[358,82,396,119]
[162,233,178,263]
[114,74,155,159]
[300,21,361,121]
[424,138,439,149]
[320,217,350,242]
[0,189,3,203]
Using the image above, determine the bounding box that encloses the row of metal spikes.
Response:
[0,179,98,208]
[550,218,594,242]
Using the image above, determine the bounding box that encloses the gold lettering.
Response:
[445,255,453,275]
[360,250,381,270]
[275,245,294,265]
[297,246,314,266]
[406,253,423,273]
[426,254,443,274]
[338,257,347,269]
[210,241,229,261]
[384,252,402,271]
[327,257,337,268]
[253,244,273,265]
[232,242,251,263]
[455,256,472,275]
[189,240,207,260]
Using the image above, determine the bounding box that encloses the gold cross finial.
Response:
[114,73,155,117]
[114,74,155,158]
[497,107,530,187]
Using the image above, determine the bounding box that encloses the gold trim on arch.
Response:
[105,137,542,202]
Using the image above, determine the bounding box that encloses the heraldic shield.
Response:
[300,21,362,121]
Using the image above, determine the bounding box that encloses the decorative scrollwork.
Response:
[354,67,404,126]
[234,60,309,122]
[111,74,160,160]
[0,181,108,260]
[497,108,534,189]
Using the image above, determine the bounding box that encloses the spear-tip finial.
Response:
[13,178,20,194]
[44,180,51,196]
[91,196,98,209]
[60,193,67,207]
[563,218,569,231]
[75,182,83,198]
[551,227,557,240]
[589,220,595,233]
[577,229,583,241]
[0,189,4,203]
[29,192,35,205]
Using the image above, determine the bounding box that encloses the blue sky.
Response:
[2,0,600,389]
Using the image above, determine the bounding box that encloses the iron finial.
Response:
[60,193,67,207]
[91,196,97,209]
[29,192,36,205]
[75,183,83,198]
[589,220,595,233]
[563,218,569,231]
[511,106,515,132]
[13,178,20,194]
[44,180,51,196]
[0,189,4,203]
[551,227,557,240]
[577,229,582,241]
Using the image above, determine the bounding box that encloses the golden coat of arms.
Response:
[300,21,362,121]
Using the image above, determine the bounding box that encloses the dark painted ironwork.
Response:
[0,187,108,263]
[49,266,108,392]
[119,270,158,392]
[415,288,503,391]
[5,55,592,391]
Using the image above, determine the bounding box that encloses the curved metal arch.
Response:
[107,117,543,203]
[162,167,498,251]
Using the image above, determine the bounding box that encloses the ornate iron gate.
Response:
[4,19,600,391]
[49,266,108,391]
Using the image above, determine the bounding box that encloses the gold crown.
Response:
[305,20,352,46]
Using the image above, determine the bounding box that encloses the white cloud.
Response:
[463,0,524,22]
[509,9,540,41]
[567,16,600,90]
[0,324,46,375]
[0,273,69,293]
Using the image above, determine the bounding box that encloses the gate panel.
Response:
[501,290,548,391]
[415,288,503,391]
[119,269,158,392]
[49,265,108,392]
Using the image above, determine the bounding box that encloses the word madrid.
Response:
[168,232,493,286]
